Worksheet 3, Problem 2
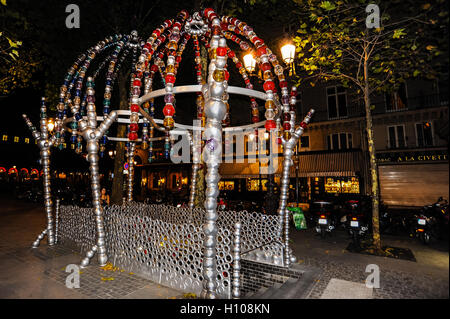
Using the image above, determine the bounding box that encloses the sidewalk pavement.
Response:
[1,195,448,299]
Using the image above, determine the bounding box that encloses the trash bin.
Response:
[287,206,307,230]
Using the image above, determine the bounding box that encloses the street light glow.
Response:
[281,43,296,65]
[47,121,55,132]
[243,53,256,73]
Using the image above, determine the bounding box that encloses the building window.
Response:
[416,122,433,147]
[218,181,235,191]
[299,136,309,149]
[327,133,352,150]
[387,125,406,149]
[2,135,7,141]
[327,86,348,119]
[24,138,30,144]
[246,179,268,191]
[385,83,408,112]
[14,136,19,143]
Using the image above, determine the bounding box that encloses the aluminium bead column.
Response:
[277,109,314,267]
[127,142,136,202]
[200,22,228,298]
[23,98,59,248]
[78,77,118,267]
[232,222,242,299]
[188,126,201,209]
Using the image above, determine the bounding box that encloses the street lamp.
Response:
[243,53,256,74]
[280,43,296,64]
[47,119,55,132]
[280,42,296,76]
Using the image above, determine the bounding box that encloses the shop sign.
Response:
[376,150,448,164]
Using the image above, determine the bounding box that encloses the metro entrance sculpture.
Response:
[23,8,314,299]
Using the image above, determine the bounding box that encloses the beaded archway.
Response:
[26,8,314,299]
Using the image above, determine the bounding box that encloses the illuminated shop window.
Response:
[218,181,235,191]
[325,177,359,194]
[246,179,268,191]
[2,135,7,141]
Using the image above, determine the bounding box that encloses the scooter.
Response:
[414,197,448,244]
[343,200,369,248]
[312,201,336,238]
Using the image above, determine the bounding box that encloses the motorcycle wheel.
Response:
[352,234,360,248]
[420,232,431,245]
[320,228,326,239]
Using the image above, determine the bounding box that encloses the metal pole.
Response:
[23,97,59,248]
[295,146,299,204]
[127,142,136,202]
[200,26,227,299]
[232,222,242,299]
[79,77,118,267]
[277,110,314,267]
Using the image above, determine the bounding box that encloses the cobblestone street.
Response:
[0,195,448,299]
[291,225,449,299]
[0,196,183,299]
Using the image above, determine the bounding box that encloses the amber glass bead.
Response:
[165,64,175,74]
[265,100,274,109]
[213,69,225,82]
[163,117,175,129]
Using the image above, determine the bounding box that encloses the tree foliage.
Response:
[292,0,448,94]
[0,0,43,95]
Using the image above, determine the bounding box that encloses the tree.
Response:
[0,0,43,96]
[292,0,448,252]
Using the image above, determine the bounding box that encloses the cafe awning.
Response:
[219,150,366,178]
[296,150,365,177]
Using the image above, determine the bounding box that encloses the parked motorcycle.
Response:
[311,201,337,238]
[414,197,448,244]
[342,199,369,248]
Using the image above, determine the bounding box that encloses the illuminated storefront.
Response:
[324,177,360,194]
[218,181,235,191]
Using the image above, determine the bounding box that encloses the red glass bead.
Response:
[257,46,267,57]
[263,81,275,92]
[236,62,242,69]
[227,50,235,58]
[150,64,158,73]
[175,56,182,63]
[128,132,138,140]
[280,80,288,88]
[276,137,282,144]
[153,29,160,37]
[252,116,259,123]
[265,120,276,130]
[290,90,297,96]
[165,74,176,84]
[283,113,291,121]
[163,104,175,116]
[224,70,230,81]
[130,104,139,112]
[204,8,213,17]
[216,47,227,56]
[283,122,291,130]
[133,79,141,87]
[260,62,271,72]
[300,121,308,129]
[129,123,139,132]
